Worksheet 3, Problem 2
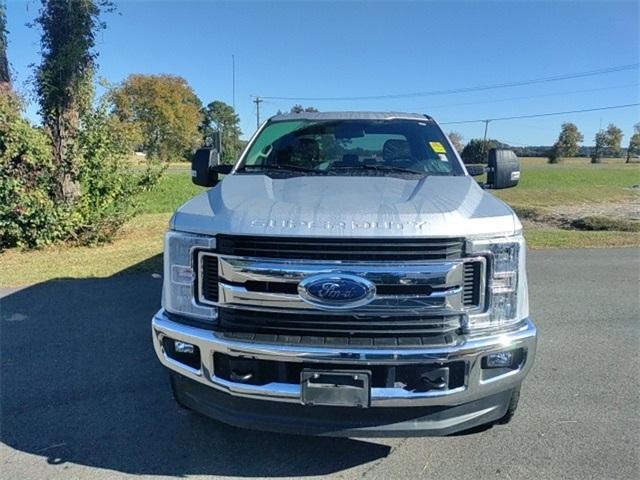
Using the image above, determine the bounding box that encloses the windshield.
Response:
[238,119,464,177]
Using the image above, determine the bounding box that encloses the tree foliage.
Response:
[0,90,67,248]
[2,3,163,250]
[33,0,114,202]
[447,131,464,153]
[113,74,202,162]
[548,123,583,163]
[73,94,163,243]
[604,124,624,156]
[0,88,162,250]
[290,105,318,113]
[627,123,640,163]
[461,138,507,164]
[200,100,243,164]
[0,1,9,85]
[591,123,624,163]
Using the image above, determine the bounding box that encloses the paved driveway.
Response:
[1,249,638,479]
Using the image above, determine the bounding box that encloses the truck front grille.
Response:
[216,235,464,260]
[218,308,461,338]
[196,236,486,339]
[199,254,484,311]
[200,253,219,302]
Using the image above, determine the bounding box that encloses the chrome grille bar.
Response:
[198,252,486,317]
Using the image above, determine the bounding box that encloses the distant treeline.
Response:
[512,145,603,157]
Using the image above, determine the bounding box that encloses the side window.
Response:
[244,121,307,166]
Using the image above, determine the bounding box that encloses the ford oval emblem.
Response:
[298,273,376,310]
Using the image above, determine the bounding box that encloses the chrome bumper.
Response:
[151,309,537,408]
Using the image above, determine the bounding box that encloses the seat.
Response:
[382,139,412,162]
[288,138,320,168]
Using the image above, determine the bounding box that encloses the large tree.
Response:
[605,124,624,157]
[112,74,202,162]
[447,131,464,153]
[591,123,624,163]
[33,0,113,202]
[627,123,640,163]
[199,100,242,164]
[548,123,583,163]
[0,1,9,86]
[461,138,507,164]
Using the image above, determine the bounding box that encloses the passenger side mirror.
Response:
[486,149,520,189]
[191,148,232,187]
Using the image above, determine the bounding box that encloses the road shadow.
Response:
[0,255,390,477]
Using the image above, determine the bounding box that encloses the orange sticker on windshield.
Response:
[429,141,446,153]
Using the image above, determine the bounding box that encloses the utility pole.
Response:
[253,96,263,129]
[480,119,491,161]
[232,55,235,110]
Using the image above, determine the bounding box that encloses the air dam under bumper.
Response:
[152,310,537,436]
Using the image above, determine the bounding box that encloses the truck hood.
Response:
[170,174,520,238]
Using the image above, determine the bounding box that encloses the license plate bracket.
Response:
[301,370,371,408]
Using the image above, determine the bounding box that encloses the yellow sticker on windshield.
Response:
[429,141,446,153]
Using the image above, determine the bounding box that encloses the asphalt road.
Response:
[1,248,638,479]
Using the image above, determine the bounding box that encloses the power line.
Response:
[257,63,639,101]
[406,83,640,110]
[440,103,640,125]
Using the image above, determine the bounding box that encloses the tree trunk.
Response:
[0,11,9,86]
[50,110,81,202]
[591,144,601,164]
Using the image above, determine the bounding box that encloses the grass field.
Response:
[1,158,638,287]
[496,157,639,207]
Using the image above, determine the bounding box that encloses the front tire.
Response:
[169,374,192,411]
[496,386,520,425]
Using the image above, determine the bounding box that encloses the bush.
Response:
[0,91,73,248]
[547,144,561,164]
[0,90,163,250]
[570,216,640,232]
[72,97,163,244]
[461,138,504,164]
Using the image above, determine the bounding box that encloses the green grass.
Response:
[495,161,640,207]
[0,214,169,287]
[1,162,638,287]
[142,160,640,215]
[136,172,204,214]
[525,229,639,249]
[0,171,204,287]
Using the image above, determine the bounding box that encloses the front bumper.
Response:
[152,310,537,435]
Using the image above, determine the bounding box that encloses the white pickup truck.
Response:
[151,111,536,436]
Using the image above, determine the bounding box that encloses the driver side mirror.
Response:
[191,148,232,187]
[486,149,520,189]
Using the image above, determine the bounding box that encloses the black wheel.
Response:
[496,386,520,425]
[169,374,192,411]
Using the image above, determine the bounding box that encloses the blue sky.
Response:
[5,0,639,145]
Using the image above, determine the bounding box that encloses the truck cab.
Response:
[151,111,537,436]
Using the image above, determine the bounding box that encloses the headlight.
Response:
[162,230,217,322]
[466,234,528,332]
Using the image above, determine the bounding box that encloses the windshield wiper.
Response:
[330,164,426,175]
[242,164,316,173]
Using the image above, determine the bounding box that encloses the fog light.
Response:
[174,341,195,354]
[485,351,514,368]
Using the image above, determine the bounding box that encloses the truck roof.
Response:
[269,111,432,122]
